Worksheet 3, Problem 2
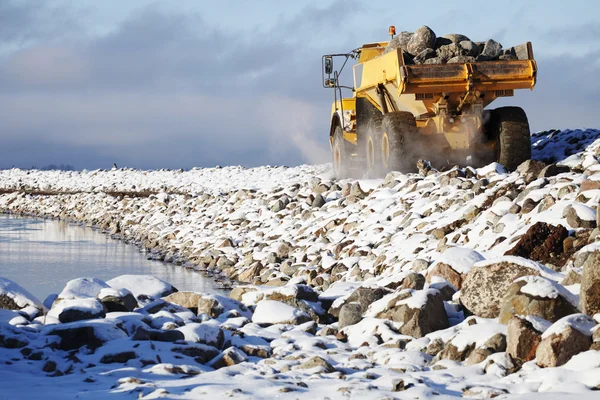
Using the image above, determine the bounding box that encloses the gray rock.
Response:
[384,31,413,54]
[312,194,326,208]
[443,34,470,44]
[295,356,335,373]
[459,40,480,57]
[374,289,449,338]
[499,54,518,61]
[331,286,391,318]
[461,260,541,318]
[436,43,460,62]
[510,43,530,60]
[414,48,436,64]
[481,39,503,59]
[338,303,363,329]
[407,26,436,55]
[563,204,596,229]
[99,291,137,313]
[580,251,600,316]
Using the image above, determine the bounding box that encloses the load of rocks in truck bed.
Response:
[384,25,529,65]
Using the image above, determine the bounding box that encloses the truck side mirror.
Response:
[324,56,333,75]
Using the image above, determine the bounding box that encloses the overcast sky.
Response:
[1,0,599,170]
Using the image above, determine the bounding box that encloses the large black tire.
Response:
[332,125,356,179]
[488,107,532,171]
[381,111,418,174]
[364,112,384,178]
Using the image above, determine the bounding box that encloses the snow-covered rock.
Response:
[107,275,177,300]
[251,300,310,326]
[0,276,42,311]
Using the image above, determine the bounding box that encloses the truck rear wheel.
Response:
[332,125,355,179]
[365,113,384,178]
[381,111,418,173]
[489,107,532,171]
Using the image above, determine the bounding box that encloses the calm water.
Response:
[0,214,223,301]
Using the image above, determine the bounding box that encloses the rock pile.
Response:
[2,128,600,396]
[385,25,529,65]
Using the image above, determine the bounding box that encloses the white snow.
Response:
[106,274,173,299]
[516,276,579,306]
[251,300,308,325]
[430,247,485,274]
[58,277,109,299]
[542,314,597,339]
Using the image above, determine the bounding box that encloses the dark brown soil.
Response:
[504,222,569,266]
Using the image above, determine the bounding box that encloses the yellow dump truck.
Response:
[322,28,537,178]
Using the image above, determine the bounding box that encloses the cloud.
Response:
[0,0,599,170]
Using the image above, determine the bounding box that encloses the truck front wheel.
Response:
[489,107,532,171]
[332,125,355,179]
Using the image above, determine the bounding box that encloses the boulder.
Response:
[98,287,137,312]
[507,315,549,362]
[295,356,335,373]
[197,294,251,319]
[440,321,506,362]
[383,272,425,291]
[338,303,363,329]
[466,333,507,365]
[460,257,546,318]
[107,275,177,300]
[177,322,224,349]
[504,222,568,266]
[43,319,127,351]
[413,48,436,64]
[436,43,460,62]
[580,251,600,316]
[0,277,42,311]
[58,277,109,300]
[443,34,470,44]
[427,247,485,290]
[384,31,413,54]
[252,300,311,326]
[407,26,436,55]
[209,346,248,369]
[563,204,596,229]
[499,276,579,324]
[369,289,448,338]
[536,314,595,367]
[163,291,203,314]
[517,160,547,183]
[459,40,480,57]
[330,286,391,318]
[481,39,503,59]
[49,298,106,323]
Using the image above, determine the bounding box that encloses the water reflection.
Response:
[0,214,223,300]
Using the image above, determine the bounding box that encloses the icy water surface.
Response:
[0,214,224,300]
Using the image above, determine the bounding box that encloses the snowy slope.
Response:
[1,128,600,399]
